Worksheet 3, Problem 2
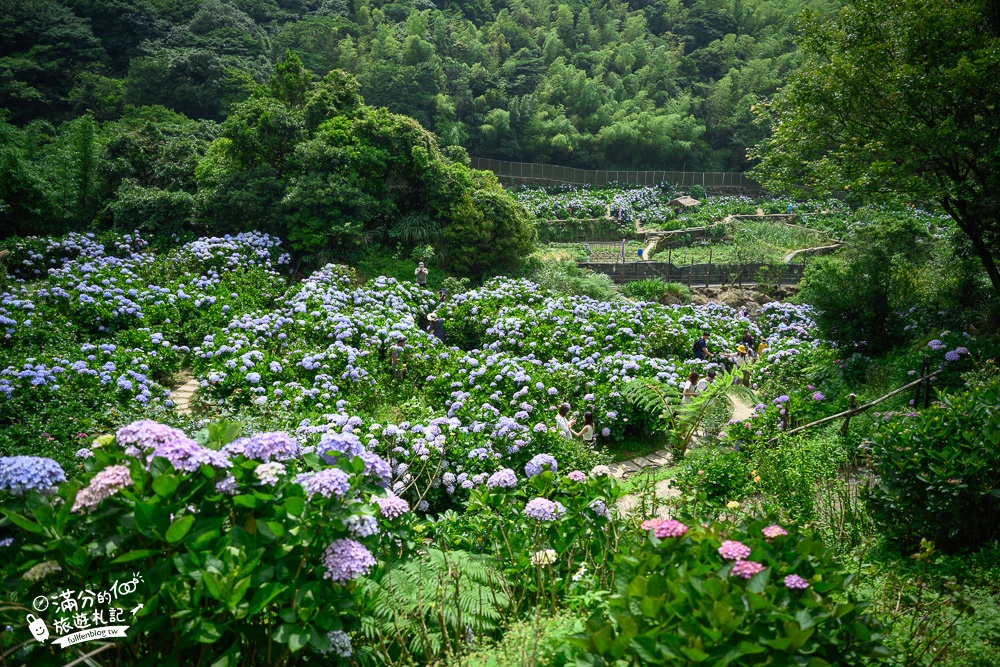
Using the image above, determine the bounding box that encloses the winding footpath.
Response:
[614,394,757,515]
[170,371,199,416]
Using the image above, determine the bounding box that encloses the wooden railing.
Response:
[769,358,940,444]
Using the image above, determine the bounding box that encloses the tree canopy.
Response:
[750,0,1000,294]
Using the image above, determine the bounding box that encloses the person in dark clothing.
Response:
[427,312,446,343]
[741,331,757,358]
[692,331,713,360]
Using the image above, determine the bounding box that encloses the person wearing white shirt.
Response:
[696,369,716,393]
[682,371,700,404]
[555,403,575,439]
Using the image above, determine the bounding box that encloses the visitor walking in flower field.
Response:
[741,330,757,358]
[697,369,716,393]
[390,336,407,381]
[572,411,597,448]
[414,261,428,286]
[556,403,576,439]
[426,312,445,343]
[682,371,700,403]
[693,330,714,361]
[733,345,752,385]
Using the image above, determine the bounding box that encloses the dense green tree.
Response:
[751,0,1000,295]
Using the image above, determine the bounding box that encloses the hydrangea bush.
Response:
[0,419,411,666]
[572,518,888,665]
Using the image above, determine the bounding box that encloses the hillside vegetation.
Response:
[2,0,840,171]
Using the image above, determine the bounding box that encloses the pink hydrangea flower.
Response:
[654,520,688,539]
[762,525,788,540]
[566,470,586,482]
[731,560,764,579]
[784,574,810,589]
[640,518,663,531]
[718,540,752,560]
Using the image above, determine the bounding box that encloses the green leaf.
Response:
[166,515,195,544]
[2,510,46,535]
[285,496,305,517]
[152,474,180,498]
[289,630,310,652]
[680,647,710,662]
[195,619,223,643]
[248,582,287,616]
[111,549,159,564]
[228,576,252,609]
[233,495,257,509]
[747,568,771,594]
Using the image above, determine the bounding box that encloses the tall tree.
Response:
[749,0,1000,294]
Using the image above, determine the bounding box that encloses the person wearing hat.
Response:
[414,261,429,286]
[733,344,752,385]
[692,331,713,361]
[426,311,446,343]
[438,288,447,302]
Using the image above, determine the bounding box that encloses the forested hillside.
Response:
[1,0,839,171]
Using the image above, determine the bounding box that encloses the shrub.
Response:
[572,518,888,665]
[0,419,411,666]
[526,259,619,301]
[866,369,1000,552]
[621,279,691,304]
[462,612,583,667]
[674,446,749,510]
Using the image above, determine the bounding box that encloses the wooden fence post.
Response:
[840,393,858,437]
[687,257,693,288]
[706,248,712,288]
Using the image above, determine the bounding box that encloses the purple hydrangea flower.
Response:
[653,520,688,538]
[532,422,548,433]
[373,494,409,519]
[225,432,300,462]
[75,448,94,459]
[718,540,752,560]
[487,468,518,488]
[945,350,960,362]
[525,454,558,478]
[295,469,351,499]
[359,452,392,487]
[812,392,825,401]
[344,514,379,538]
[601,427,611,437]
[255,462,286,486]
[319,431,366,464]
[731,560,765,579]
[322,539,376,584]
[954,347,970,355]
[773,395,790,405]
[566,470,586,482]
[117,420,231,472]
[216,474,238,495]
[524,497,566,521]
[784,574,810,589]
[0,456,66,495]
[589,499,610,518]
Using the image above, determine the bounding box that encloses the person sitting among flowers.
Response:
[682,371,700,404]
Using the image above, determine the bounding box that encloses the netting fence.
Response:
[470,157,763,190]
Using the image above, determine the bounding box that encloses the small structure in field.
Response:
[668,195,701,210]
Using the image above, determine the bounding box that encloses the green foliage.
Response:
[751,0,1000,295]
[866,367,1000,552]
[675,445,750,508]
[360,548,510,664]
[573,519,889,665]
[622,279,692,304]
[0,420,414,666]
[461,611,584,667]
[523,259,619,301]
[798,214,937,354]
